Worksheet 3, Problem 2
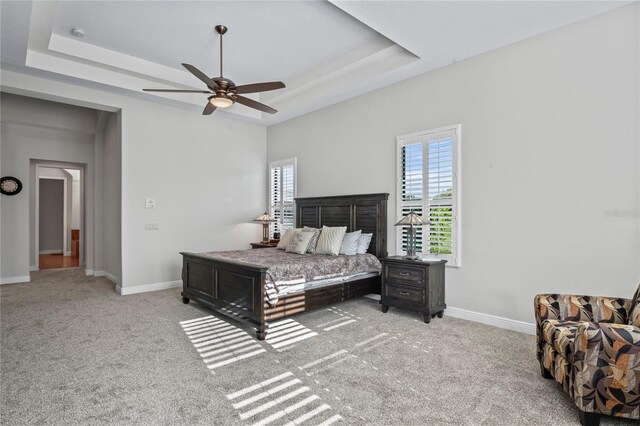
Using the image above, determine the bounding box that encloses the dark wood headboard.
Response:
[295,193,389,258]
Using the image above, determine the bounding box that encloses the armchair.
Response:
[534,285,640,426]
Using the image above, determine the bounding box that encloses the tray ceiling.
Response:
[0,1,632,125]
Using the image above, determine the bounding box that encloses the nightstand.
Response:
[250,241,279,249]
[379,256,447,323]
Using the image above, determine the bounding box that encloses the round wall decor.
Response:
[1,176,23,196]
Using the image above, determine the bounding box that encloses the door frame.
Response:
[37,175,67,256]
[34,162,85,271]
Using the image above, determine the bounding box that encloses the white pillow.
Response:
[339,230,362,255]
[314,226,347,256]
[276,229,296,250]
[286,229,315,254]
[356,233,373,254]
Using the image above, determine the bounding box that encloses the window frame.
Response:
[268,157,297,237]
[396,124,462,267]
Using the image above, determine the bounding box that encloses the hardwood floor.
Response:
[39,254,79,270]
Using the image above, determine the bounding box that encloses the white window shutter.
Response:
[397,126,460,266]
[269,158,297,236]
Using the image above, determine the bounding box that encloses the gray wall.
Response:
[0,94,97,279]
[38,179,64,252]
[0,75,266,287]
[268,5,640,325]
[102,112,121,283]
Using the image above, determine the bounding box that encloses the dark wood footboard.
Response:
[180,252,268,334]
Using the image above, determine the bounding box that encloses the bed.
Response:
[180,193,388,340]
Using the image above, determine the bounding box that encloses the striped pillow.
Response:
[314,226,347,256]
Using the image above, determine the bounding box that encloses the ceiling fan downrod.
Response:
[215,25,227,78]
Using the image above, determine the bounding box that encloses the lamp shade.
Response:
[254,212,276,223]
[394,211,428,227]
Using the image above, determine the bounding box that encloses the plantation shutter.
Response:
[269,158,296,236]
[426,130,455,256]
[400,136,424,253]
[397,126,459,265]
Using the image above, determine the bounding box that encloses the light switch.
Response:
[145,198,156,209]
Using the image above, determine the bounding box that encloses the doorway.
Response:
[35,164,84,270]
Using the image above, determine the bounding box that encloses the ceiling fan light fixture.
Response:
[210,96,233,108]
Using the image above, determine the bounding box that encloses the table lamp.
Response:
[394,211,428,260]
[254,212,276,243]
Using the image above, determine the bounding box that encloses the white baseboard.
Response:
[85,269,93,276]
[116,280,181,296]
[445,306,536,335]
[93,270,118,285]
[39,250,62,255]
[30,266,38,272]
[0,276,31,285]
[64,251,72,256]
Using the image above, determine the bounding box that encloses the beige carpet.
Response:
[1,269,634,425]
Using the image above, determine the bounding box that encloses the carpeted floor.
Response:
[0,269,635,425]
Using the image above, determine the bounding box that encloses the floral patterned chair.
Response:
[534,284,640,426]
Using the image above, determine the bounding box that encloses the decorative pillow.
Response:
[303,227,321,253]
[629,283,640,327]
[314,226,347,256]
[356,233,373,255]
[339,230,362,255]
[276,229,296,250]
[285,229,315,255]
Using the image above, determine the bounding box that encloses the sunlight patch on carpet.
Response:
[180,315,266,371]
[226,371,343,426]
[266,319,318,351]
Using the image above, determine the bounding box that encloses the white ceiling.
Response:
[0,1,634,126]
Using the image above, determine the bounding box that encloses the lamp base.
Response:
[402,254,420,260]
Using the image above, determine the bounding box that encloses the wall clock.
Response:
[1,176,22,196]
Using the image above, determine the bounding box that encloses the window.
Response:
[397,125,460,266]
[269,158,297,237]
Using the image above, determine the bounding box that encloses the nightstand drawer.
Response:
[384,283,424,304]
[385,264,425,286]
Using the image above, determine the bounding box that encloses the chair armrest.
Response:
[534,294,632,326]
[572,322,640,417]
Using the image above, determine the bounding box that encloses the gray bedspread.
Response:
[200,248,382,305]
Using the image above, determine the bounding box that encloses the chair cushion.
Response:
[542,319,583,357]
[629,284,640,327]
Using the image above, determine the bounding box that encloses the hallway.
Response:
[38,254,79,270]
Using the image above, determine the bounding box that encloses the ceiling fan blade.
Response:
[182,63,219,90]
[234,81,285,94]
[202,102,217,115]
[143,89,212,93]
[234,95,277,114]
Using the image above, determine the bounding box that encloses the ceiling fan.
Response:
[143,25,285,115]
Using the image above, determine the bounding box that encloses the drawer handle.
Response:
[399,291,410,296]
[399,272,410,276]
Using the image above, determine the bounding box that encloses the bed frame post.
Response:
[256,323,267,340]
[256,269,267,340]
